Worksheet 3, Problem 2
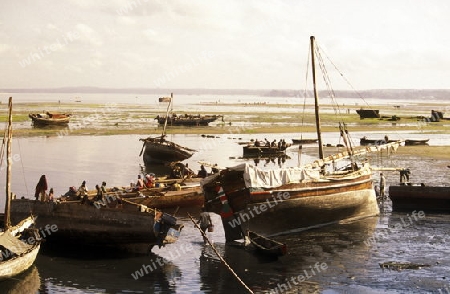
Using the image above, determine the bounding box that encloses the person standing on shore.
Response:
[380,173,386,199]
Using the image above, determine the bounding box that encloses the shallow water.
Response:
[1,131,450,293]
[2,211,450,293]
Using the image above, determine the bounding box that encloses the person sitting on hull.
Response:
[145,173,155,188]
[197,165,208,178]
[64,186,77,200]
[134,175,144,191]
[211,164,219,174]
[77,180,88,200]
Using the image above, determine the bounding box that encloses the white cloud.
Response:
[1,0,450,89]
[75,23,103,47]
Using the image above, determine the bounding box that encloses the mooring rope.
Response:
[187,213,254,294]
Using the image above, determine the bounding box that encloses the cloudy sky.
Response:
[1,0,449,90]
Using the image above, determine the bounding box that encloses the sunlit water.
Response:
[1,93,450,293]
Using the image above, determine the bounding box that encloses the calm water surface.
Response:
[1,132,450,293]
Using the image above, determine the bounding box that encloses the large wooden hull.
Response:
[389,185,450,211]
[10,200,182,252]
[142,140,194,164]
[203,166,379,241]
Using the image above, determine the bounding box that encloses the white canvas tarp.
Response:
[226,163,321,189]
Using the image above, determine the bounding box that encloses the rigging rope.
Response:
[319,45,371,108]
[300,42,312,141]
[16,139,30,197]
[0,119,8,170]
[314,42,356,151]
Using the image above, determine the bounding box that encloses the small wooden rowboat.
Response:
[247,230,287,257]
[29,112,71,126]
[291,138,318,144]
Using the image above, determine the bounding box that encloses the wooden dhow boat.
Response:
[356,109,380,119]
[389,184,450,211]
[201,37,400,242]
[360,136,399,146]
[155,114,223,126]
[101,184,204,212]
[29,112,71,126]
[1,98,40,280]
[140,136,195,164]
[10,198,183,253]
[140,94,195,165]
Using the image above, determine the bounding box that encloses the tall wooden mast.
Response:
[4,97,13,230]
[161,93,173,138]
[310,36,324,160]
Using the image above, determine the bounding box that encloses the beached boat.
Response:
[247,230,287,257]
[389,184,450,211]
[1,98,40,280]
[104,185,204,211]
[140,136,195,164]
[124,186,204,211]
[356,109,380,119]
[10,199,183,252]
[29,112,71,126]
[159,96,172,103]
[291,138,318,144]
[242,145,288,157]
[156,114,223,126]
[360,136,399,146]
[201,37,398,242]
[404,139,429,146]
[140,94,196,164]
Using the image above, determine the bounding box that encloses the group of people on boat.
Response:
[170,163,219,179]
[253,138,288,149]
[34,176,111,204]
[132,173,156,191]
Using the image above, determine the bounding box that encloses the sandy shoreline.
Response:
[4,101,450,132]
[2,101,450,160]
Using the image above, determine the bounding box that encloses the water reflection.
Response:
[35,249,182,294]
[245,154,291,168]
[0,266,41,293]
[197,217,378,293]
